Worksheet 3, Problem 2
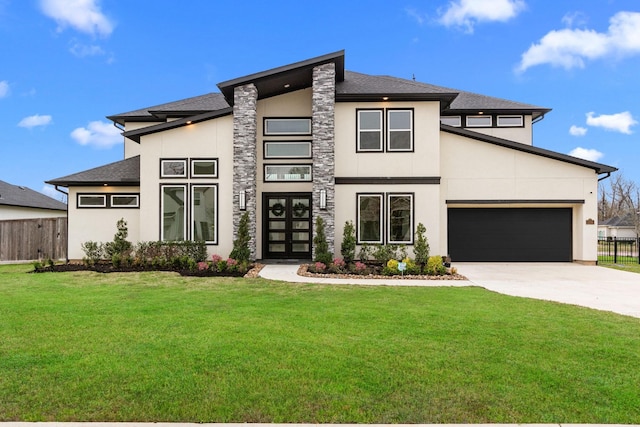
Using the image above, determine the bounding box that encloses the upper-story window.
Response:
[497,115,524,127]
[387,109,414,152]
[466,115,492,127]
[357,109,383,152]
[191,159,218,178]
[440,116,461,127]
[264,118,311,135]
[161,159,187,178]
[264,141,312,159]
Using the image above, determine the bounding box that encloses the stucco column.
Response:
[312,63,336,258]
[233,84,258,260]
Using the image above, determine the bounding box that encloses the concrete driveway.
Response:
[457,263,640,319]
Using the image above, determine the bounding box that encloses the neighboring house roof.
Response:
[442,125,617,175]
[47,156,140,187]
[0,180,67,211]
[600,213,635,227]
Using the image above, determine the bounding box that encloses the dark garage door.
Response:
[448,208,572,262]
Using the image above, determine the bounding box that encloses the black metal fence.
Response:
[598,237,640,264]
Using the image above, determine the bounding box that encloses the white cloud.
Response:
[71,120,122,148]
[69,41,105,57]
[18,114,53,128]
[569,147,604,162]
[40,0,114,37]
[569,125,588,136]
[0,80,9,98]
[438,0,526,33]
[586,111,637,134]
[518,11,640,72]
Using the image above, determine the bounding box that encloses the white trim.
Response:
[161,184,187,241]
[440,116,461,127]
[161,159,187,178]
[264,141,312,159]
[497,115,524,127]
[357,193,384,244]
[357,109,383,152]
[110,194,139,208]
[78,194,106,208]
[466,115,492,127]
[190,184,217,244]
[264,164,312,182]
[190,159,218,178]
[387,109,414,152]
[387,193,414,244]
[264,118,311,135]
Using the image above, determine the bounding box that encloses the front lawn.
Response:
[1,264,639,423]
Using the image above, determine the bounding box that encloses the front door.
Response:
[263,193,312,259]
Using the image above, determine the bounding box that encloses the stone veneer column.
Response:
[233,84,258,260]
[312,63,336,258]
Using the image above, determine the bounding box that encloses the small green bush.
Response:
[341,221,356,263]
[230,212,251,262]
[81,241,103,266]
[358,243,372,261]
[414,223,430,266]
[426,255,446,275]
[313,216,333,265]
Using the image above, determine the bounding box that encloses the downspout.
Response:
[532,113,546,125]
[598,172,612,182]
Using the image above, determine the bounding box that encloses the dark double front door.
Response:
[263,193,312,259]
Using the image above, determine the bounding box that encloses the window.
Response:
[161,185,186,241]
[191,185,217,244]
[264,141,312,158]
[161,159,187,178]
[264,164,312,182]
[357,109,383,152]
[466,115,492,127]
[110,194,139,208]
[264,118,311,135]
[191,159,218,178]
[78,194,106,208]
[440,116,461,127]
[387,109,413,151]
[387,194,414,244]
[497,115,524,127]
[357,194,383,244]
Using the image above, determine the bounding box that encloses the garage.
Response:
[448,208,572,262]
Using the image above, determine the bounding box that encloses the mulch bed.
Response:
[297,264,467,280]
[31,262,266,278]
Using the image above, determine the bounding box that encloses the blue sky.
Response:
[1,0,639,201]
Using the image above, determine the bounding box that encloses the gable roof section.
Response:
[107,93,230,126]
[217,50,345,105]
[0,180,67,211]
[600,213,635,227]
[47,156,140,187]
[442,125,617,175]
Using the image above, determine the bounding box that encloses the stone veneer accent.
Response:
[233,84,258,260]
[312,63,336,258]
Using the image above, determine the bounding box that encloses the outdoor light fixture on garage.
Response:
[319,189,327,210]
[239,190,246,211]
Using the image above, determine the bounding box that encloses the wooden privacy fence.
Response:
[0,217,67,261]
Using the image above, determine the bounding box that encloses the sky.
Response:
[1,0,640,202]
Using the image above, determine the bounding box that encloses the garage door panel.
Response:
[448,208,572,262]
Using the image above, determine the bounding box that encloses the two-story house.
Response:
[48,50,616,263]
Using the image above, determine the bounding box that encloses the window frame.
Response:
[386,193,414,245]
[356,193,384,244]
[110,194,139,208]
[386,108,414,152]
[77,194,107,208]
[263,117,312,136]
[264,164,313,182]
[356,109,384,152]
[497,115,524,127]
[263,141,312,159]
[440,116,462,127]
[190,158,218,178]
[160,184,187,242]
[160,159,188,178]
[466,115,492,127]
[190,184,218,244]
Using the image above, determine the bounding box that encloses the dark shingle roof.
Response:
[600,214,635,227]
[0,180,67,211]
[107,93,230,125]
[47,156,140,187]
[337,71,550,114]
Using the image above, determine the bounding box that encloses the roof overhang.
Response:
[336,92,458,110]
[122,108,233,143]
[442,108,552,120]
[217,50,345,105]
[441,124,618,175]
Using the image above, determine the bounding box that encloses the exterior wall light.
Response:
[319,189,327,210]
[239,190,246,211]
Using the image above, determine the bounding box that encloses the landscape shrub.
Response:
[313,217,333,265]
[340,221,356,263]
[229,212,251,262]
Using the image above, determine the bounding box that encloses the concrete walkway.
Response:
[259,262,640,318]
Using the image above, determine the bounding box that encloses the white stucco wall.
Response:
[138,115,235,258]
[0,205,67,220]
[440,131,600,262]
[66,186,140,260]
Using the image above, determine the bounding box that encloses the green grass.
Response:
[601,262,640,274]
[1,264,639,423]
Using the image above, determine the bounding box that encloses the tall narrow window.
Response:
[357,194,383,244]
[387,194,413,244]
[387,109,413,151]
[357,110,383,152]
[161,185,186,241]
[191,185,217,244]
